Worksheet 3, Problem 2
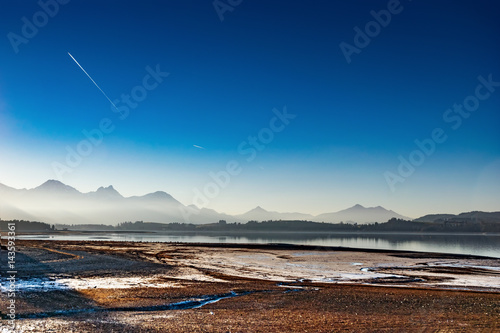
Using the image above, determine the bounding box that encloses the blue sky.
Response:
[1,0,499,217]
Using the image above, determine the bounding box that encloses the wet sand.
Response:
[1,240,499,332]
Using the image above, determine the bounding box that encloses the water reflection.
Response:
[12,232,500,258]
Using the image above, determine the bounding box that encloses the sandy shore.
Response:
[1,240,499,332]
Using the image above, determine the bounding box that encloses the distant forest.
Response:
[2,217,499,233]
[0,219,54,232]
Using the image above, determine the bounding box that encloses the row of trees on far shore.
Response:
[2,217,499,233]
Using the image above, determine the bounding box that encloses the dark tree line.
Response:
[0,220,53,232]
[3,217,500,233]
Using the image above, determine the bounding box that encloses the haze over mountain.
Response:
[315,204,410,224]
[88,186,124,200]
[1,180,409,225]
[236,206,316,222]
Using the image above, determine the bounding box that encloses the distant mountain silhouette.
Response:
[88,185,123,200]
[315,204,411,224]
[237,206,315,222]
[0,180,236,225]
[0,183,19,193]
[32,180,81,195]
[0,180,411,225]
[128,191,180,204]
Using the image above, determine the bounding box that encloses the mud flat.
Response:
[1,240,499,332]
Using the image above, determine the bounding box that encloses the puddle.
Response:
[11,290,286,320]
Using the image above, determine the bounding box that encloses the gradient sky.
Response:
[1,0,499,218]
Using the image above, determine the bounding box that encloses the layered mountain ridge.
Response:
[1,180,411,225]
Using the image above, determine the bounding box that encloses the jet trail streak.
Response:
[67,52,117,109]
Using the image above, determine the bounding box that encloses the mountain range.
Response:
[0,180,412,225]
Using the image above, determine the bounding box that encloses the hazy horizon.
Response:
[1,1,499,219]
[2,178,499,220]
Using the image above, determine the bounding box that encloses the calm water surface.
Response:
[12,232,500,258]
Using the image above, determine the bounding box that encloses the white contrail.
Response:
[193,145,206,149]
[67,52,117,109]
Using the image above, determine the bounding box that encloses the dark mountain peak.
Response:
[145,191,172,199]
[316,204,410,224]
[93,185,123,198]
[252,206,268,212]
[137,191,180,204]
[348,205,391,212]
[39,179,64,187]
[34,180,80,194]
[96,185,117,192]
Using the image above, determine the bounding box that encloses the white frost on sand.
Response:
[5,248,499,293]
[0,275,180,292]
[181,249,500,290]
[361,262,500,290]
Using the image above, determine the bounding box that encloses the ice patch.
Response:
[0,276,180,292]
[236,254,271,260]
[285,263,306,268]
[429,263,500,271]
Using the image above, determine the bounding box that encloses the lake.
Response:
[11,232,500,258]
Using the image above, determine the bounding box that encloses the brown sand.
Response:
[1,240,499,332]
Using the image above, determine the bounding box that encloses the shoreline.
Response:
[2,239,500,292]
[6,231,500,259]
[5,237,499,260]
[8,229,500,236]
